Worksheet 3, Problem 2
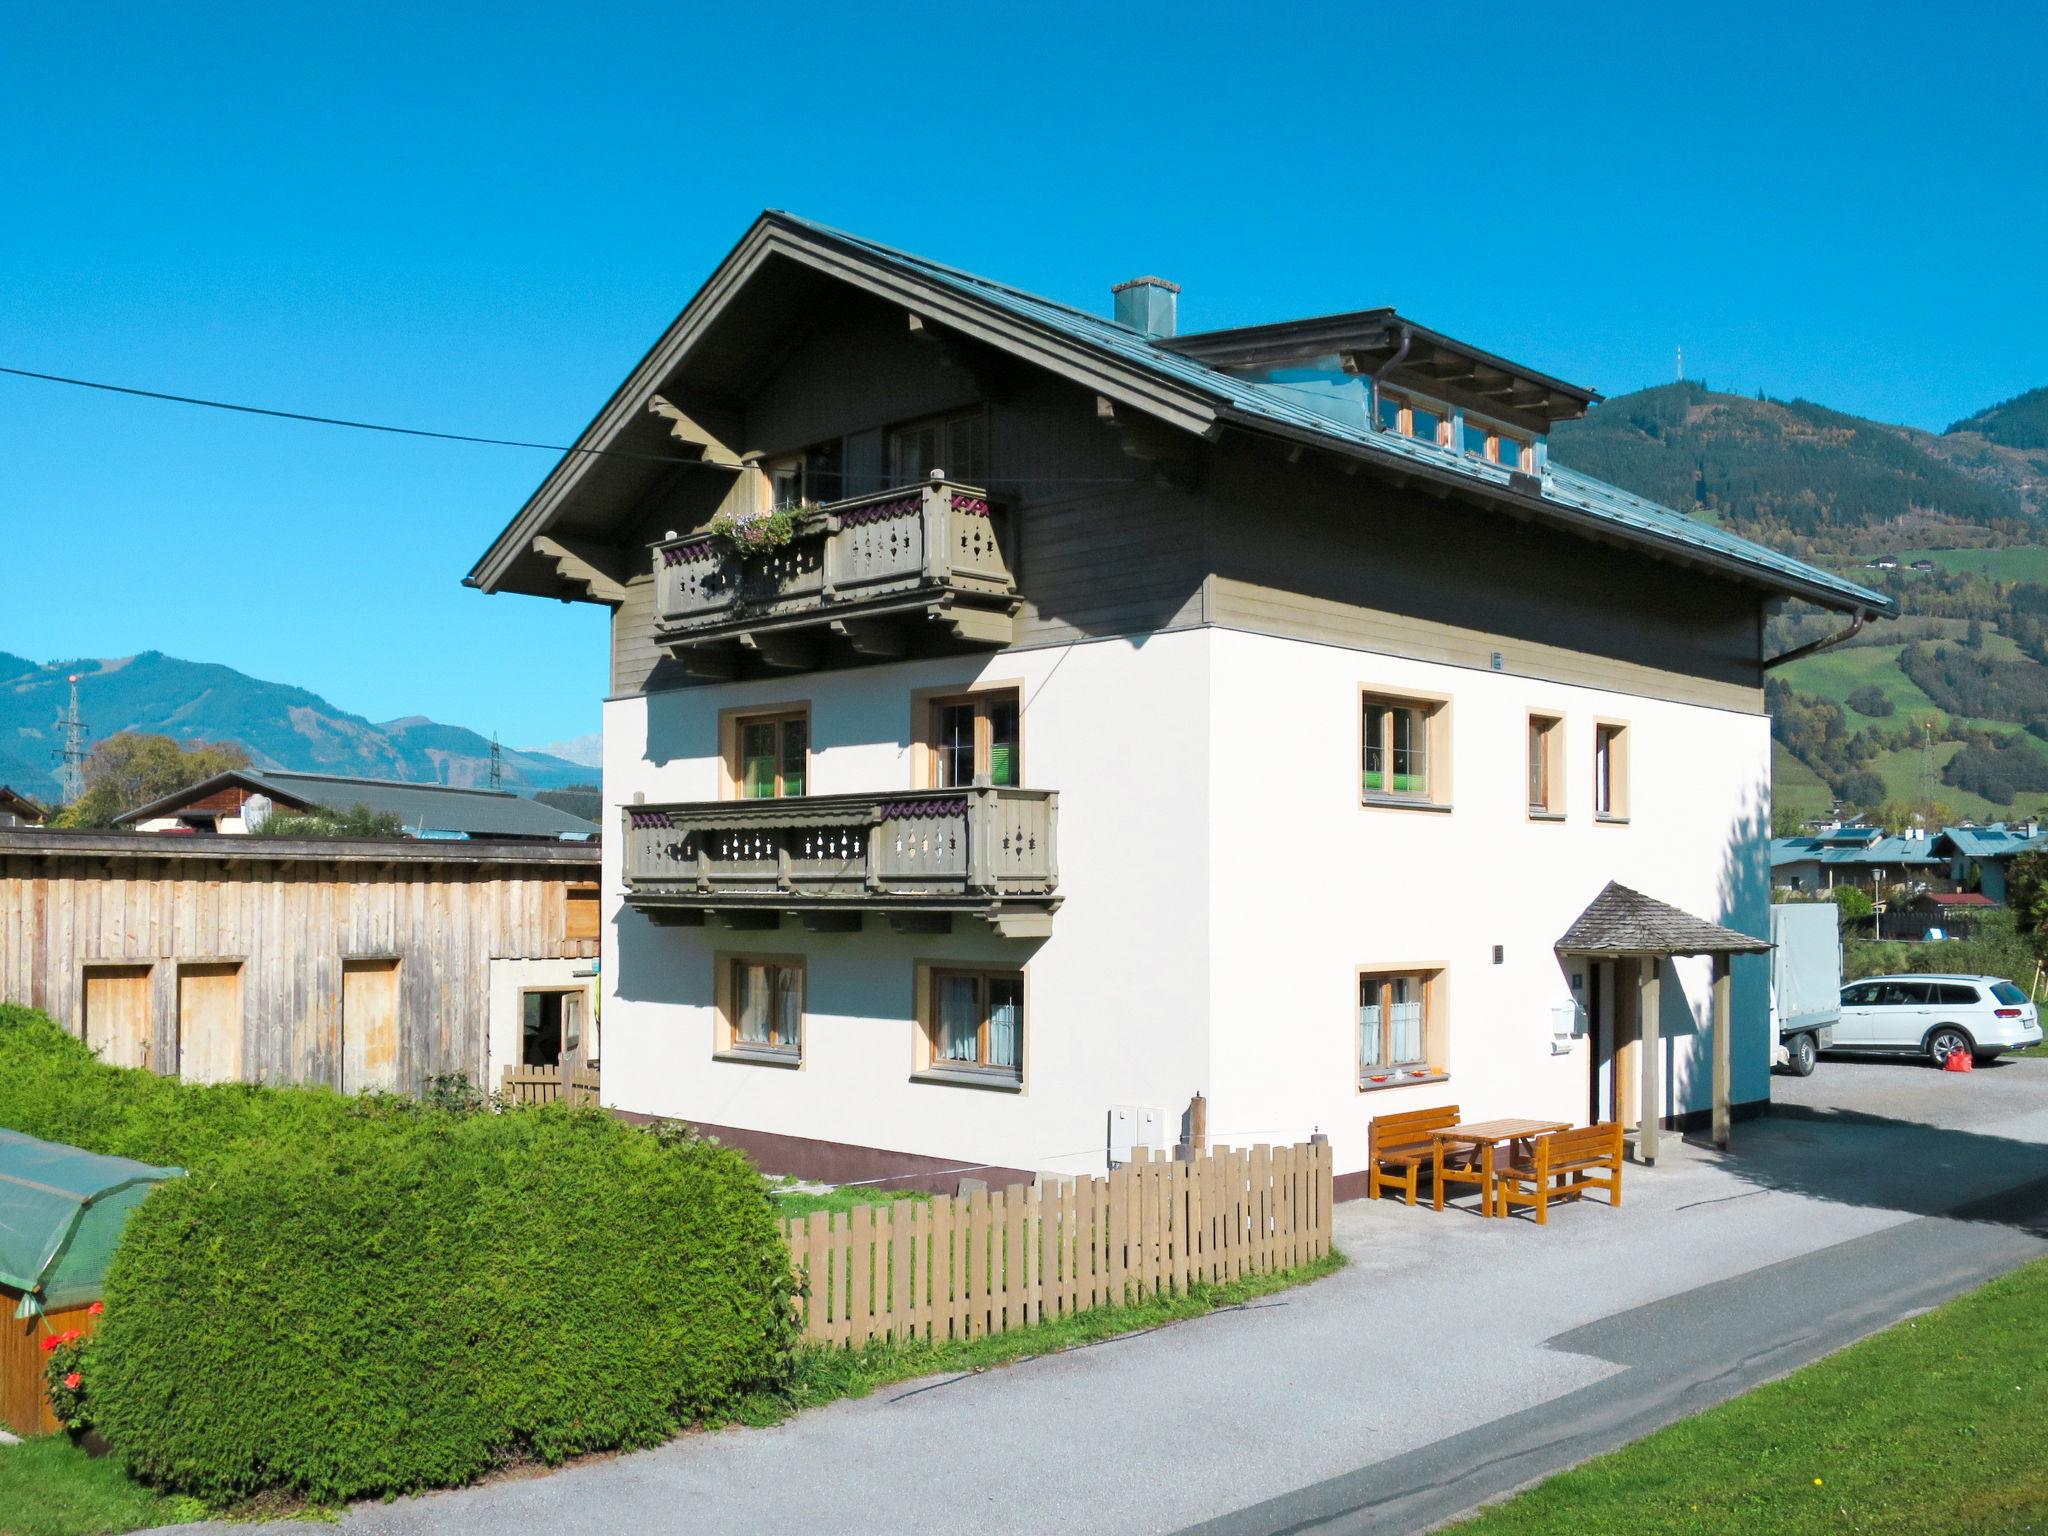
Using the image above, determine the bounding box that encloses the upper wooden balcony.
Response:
[651,479,1020,676]
[622,786,1058,939]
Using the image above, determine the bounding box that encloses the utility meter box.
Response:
[1107,1105,1166,1165]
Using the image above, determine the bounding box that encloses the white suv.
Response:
[1833,975,2043,1065]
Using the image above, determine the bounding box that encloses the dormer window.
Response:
[1460,417,1531,474]
[1374,391,1451,448]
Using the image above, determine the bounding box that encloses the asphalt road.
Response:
[169,1056,2048,1536]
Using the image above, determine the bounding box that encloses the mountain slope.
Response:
[1949,386,2048,450]
[0,651,590,802]
[1549,382,2039,539]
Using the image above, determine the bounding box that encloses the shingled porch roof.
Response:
[1556,881,1772,958]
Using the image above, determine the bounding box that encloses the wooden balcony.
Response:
[622,786,1058,938]
[652,479,1020,676]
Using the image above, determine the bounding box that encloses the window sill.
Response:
[1594,813,1632,826]
[910,1067,1024,1094]
[1358,1071,1450,1094]
[1527,808,1566,823]
[713,1048,802,1070]
[1362,795,1453,814]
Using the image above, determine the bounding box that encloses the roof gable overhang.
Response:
[113,770,312,827]
[466,213,1889,618]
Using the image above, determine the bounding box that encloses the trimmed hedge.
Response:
[0,1006,797,1502]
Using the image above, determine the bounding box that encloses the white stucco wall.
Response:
[597,625,1772,1186]
[1203,628,1772,1181]
[487,957,597,1089]
[599,631,1214,1180]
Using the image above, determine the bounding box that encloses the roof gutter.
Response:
[1364,324,1413,421]
[1764,608,1870,669]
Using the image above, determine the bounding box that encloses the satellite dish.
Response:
[242,793,274,832]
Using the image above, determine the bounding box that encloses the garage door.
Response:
[342,959,400,1093]
[176,963,243,1084]
[84,965,152,1069]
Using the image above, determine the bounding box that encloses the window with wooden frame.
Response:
[1528,713,1564,818]
[1493,430,1531,473]
[763,438,847,508]
[918,967,1023,1082]
[1374,390,1451,447]
[716,955,804,1062]
[888,408,988,485]
[1361,691,1449,807]
[1594,720,1631,821]
[724,708,809,799]
[1358,968,1444,1085]
[923,689,1021,789]
[1459,414,1531,473]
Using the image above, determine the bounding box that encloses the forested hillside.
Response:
[1552,383,2048,827]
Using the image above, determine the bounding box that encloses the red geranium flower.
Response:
[87,1301,104,1316]
[39,1335,59,1353]
[63,1372,81,1390]
[58,1330,80,1345]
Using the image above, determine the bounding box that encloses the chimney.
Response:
[1112,275,1179,339]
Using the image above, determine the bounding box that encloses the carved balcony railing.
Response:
[652,479,1020,676]
[622,786,1058,939]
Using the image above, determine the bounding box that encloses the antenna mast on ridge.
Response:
[489,734,502,790]
[52,673,88,805]
[1676,345,1684,382]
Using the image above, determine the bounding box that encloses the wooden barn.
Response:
[0,830,603,1100]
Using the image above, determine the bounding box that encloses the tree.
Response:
[1844,684,1895,718]
[1835,770,1887,809]
[1967,618,1986,650]
[54,733,249,828]
[1829,885,1875,921]
[256,803,404,839]
[1771,803,1810,838]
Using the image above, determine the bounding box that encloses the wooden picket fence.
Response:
[499,1062,601,1106]
[782,1140,1332,1346]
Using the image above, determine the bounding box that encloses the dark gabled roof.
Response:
[115,769,599,840]
[466,212,1891,619]
[0,828,601,870]
[1557,881,1772,957]
[0,786,46,822]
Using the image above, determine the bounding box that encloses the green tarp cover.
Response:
[0,1129,183,1317]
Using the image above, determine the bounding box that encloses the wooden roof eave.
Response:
[1214,416,1889,617]
[465,216,1227,599]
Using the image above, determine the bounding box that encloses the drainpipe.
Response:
[1366,325,1413,430]
[1764,608,1869,670]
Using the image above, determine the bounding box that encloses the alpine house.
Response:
[466,213,1892,1193]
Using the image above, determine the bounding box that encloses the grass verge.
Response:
[766,1179,931,1220]
[1446,1253,2048,1535]
[740,1249,1347,1422]
[0,1437,206,1536]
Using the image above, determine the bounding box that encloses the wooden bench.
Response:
[1494,1122,1624,1225]
[1367,1104,1464,1205]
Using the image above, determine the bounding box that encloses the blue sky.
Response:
[2,2,2041,749]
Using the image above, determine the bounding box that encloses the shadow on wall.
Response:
[1673,776,1772,1109]
[1713,1098,2048,1237]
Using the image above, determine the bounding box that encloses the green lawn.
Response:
[1448,1255,2048,1535]
[767,1180,930,1219]
[1898,545,2048,583]
[0,1438,205,1536]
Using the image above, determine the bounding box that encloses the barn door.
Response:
[84,965,153,1069]
[176,963,243,1084]
[341,959,401,1093]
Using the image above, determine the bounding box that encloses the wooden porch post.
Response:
[1638,957,1662,1165]
[1712,953,1733,1151]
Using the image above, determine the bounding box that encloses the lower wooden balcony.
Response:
[622,787,1058,939]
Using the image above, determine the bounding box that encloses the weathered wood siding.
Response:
[599,284,1766,710]
[0,849,599,1092]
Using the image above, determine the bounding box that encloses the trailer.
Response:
[1771,902,1842,1077]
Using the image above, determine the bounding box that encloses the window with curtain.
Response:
[726,958,803,1056]
[1529,714,1562,814]
[1359,972,1433,1079]
[1362,695,1441,802]
[927,969,1022,1077]
[1594,722,1629,819]
[928,690,1021,788]
[734,712,807,799]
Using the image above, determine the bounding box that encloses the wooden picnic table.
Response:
[1431,1118,1570,1217]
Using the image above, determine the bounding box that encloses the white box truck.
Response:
[1771,902,1842,1077]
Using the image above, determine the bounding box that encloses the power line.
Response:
[0,363,1150,485]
